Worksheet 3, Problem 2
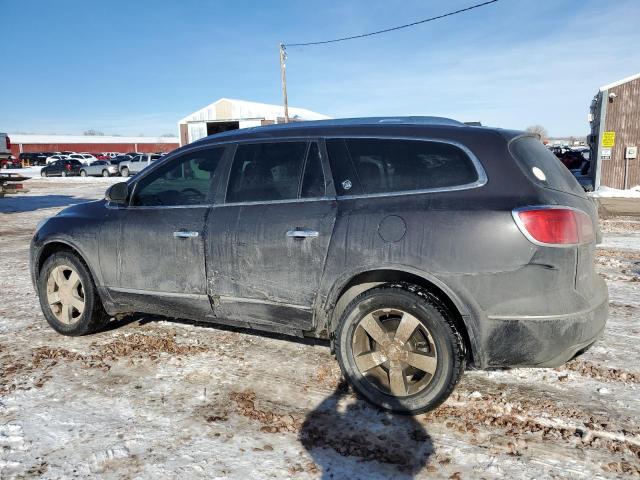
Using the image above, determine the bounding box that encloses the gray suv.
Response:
[30,117,607,413]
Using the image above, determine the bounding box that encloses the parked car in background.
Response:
[68,153,98,165]
[110,155,131,165]
[1,155,20,169]
[19,152,48,166]
[79,160,119,177]
[30,117,607,414]
[45,154,70,164]
[40,159,82,177]
[558,150,584,170]
[118,153,161,176]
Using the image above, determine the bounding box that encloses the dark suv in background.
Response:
[40,159,82,177]
[31,118,607,413]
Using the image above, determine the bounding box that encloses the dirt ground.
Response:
[1,177,639,479]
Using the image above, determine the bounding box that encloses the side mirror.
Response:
[105,182,129,204]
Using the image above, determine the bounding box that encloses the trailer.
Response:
[0,173,31,198]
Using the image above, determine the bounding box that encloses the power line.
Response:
[284,0,499,47]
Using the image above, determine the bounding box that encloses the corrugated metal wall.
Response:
[600,77,640,189]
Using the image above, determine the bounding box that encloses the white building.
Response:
[177,98,330,145]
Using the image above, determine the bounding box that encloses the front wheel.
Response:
[335,284,465,414]
[121,167,129,177]
[41,170,47,177]
[102,169,110,177]
[37,252,110,336]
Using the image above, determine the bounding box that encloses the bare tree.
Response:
[83,129,104,136]
[525,125,548,140]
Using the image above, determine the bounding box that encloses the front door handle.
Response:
[286,229,319,239]
[173,231,200,238]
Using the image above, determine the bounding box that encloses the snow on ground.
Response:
[590,186,640,198]
[1,179,639,479]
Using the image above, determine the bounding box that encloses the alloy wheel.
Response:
[352,308,438,397]
[46,265,85,324]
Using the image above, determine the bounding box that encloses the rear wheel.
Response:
[80,170,87,177]
[38,252,110,336]
[102,169,110,177]
[41,170,47,177]
[61,171,67,177]
[121,167,129,177]
[335,284,465,414]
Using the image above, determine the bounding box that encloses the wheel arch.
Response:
[35,240,100,289]
[322,267,478,366]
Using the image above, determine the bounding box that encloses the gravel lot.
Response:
[1,177,639,479]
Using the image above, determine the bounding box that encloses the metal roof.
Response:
[178,98,330,124]
[599,72,640,91]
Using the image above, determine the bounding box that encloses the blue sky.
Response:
[1,0,639,136]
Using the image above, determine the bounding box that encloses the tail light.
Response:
[6,136,10,150]
[513,207,595,246]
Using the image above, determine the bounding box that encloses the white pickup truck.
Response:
[119,153,161,177]
[0,133,20,168]
[0,133,12,166]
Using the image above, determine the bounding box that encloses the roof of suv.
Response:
[191,116,525,146]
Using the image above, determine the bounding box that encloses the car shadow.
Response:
[298,382,434,479]
[0,195,94,214]
[102,315,434,477]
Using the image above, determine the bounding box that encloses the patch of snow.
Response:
[589,185,640,198]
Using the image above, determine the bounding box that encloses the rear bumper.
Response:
[479,280,608,368]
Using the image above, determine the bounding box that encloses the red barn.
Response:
[9,134,179,158]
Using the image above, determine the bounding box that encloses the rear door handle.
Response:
[173,231,200,238]
[286,229,319,238]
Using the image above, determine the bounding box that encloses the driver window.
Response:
[131,148,225,206]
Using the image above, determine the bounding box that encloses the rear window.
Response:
[326,138,479,195]
[509,136,585,196]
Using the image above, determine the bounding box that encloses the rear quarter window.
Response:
[326,138,480,195]
[509,136,586,197]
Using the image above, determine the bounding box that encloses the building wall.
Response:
[10,142,178,157]
[600,76,640,189]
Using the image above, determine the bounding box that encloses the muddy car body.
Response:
[31,117,608,413]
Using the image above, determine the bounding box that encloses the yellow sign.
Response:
[602,131,616,147]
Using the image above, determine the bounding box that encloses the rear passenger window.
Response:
[226,142,307,203]
[326,138,479,195]
[301,142,325,198]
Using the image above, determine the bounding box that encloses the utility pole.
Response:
[279,43,290,123]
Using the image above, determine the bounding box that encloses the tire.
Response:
[80,170,87,177]
[102,169,110,177]
[37,252,110,336]
[41,170,47,177]
[61,171,67,177]
[334,283,465,414]
[121,167,129,177]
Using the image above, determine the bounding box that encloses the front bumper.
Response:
[479,280,608,368]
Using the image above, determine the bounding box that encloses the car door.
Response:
[50,161,63,175]
[103,146,228,319]
[205,140,337,332]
